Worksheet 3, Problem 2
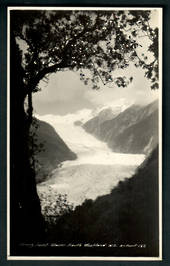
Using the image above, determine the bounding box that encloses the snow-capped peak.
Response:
[96,98,133,114]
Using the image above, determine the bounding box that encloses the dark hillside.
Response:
[50,147,159,257]
[31,119,77,183]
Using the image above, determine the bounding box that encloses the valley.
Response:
[36,107,145,209]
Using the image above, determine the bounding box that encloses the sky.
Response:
[32,9,161,116]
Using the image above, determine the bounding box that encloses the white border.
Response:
[158,6,163,261]
[7,6,163,261]
[7,6,10,260]
[7,6,163,10]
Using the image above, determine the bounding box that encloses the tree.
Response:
[12,10,158,104]
[10,9,159,251]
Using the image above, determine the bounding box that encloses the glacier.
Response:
[36,108,145,208]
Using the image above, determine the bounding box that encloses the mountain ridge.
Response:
[83,100,158,154]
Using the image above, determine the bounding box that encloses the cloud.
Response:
[33,71,94,115]
[33,64,158,115]
[84,64,158,107]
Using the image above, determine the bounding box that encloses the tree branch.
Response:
[134,51,157,68]
[26,25,90,92]
[27,60,68,92]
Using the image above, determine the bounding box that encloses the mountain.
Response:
[109,108,158,154]
[82,99,132,137]
[82,107,121,137]
[50,147,159,257]
[31,119,77,183]
[83,100,158,154]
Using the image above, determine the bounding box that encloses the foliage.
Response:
[38,186,73,233]
[11,9,159,94]
[38,186,73,217]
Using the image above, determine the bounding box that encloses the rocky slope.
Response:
[82,107,121,137]
[83,100,158,154]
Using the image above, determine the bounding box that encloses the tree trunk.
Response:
[10,32,45,254]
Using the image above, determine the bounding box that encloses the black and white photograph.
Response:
[8,7,162,260]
